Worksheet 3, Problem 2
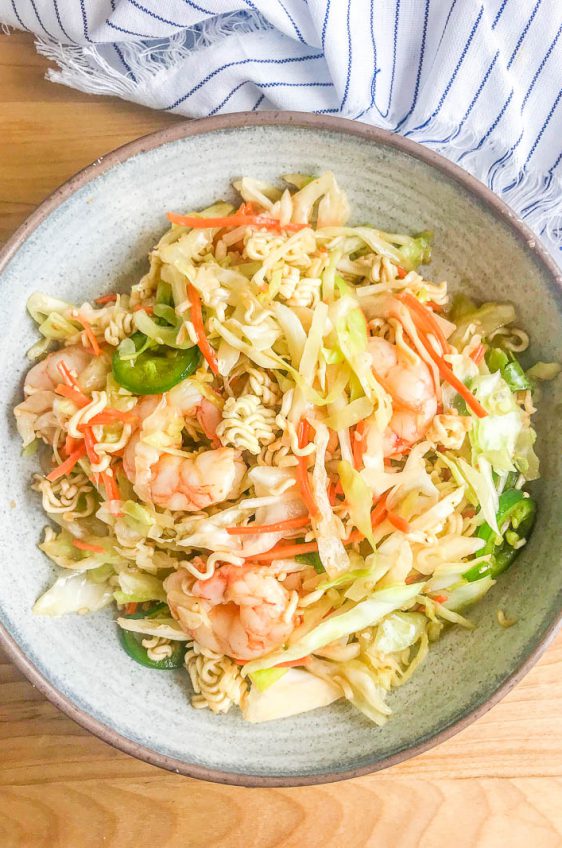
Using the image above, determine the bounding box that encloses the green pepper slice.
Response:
[112,332,200,395]
[295,549,325,574]
[118,602,186,669]
[485,347,531,392]
[464,489,536,582]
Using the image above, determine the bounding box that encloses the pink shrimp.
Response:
[368,335,437,456]
[15,346,93,446]
[165,564,297,661]
[123,379,246,511]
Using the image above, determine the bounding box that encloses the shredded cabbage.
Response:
[33,571,113,616]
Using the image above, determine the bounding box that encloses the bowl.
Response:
[0,113,560,787]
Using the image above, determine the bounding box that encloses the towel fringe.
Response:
[398,113,562,259]
[36,9,270,101]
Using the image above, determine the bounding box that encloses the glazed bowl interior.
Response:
[0,115,560,786]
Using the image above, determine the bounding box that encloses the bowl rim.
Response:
[0,110,560,787]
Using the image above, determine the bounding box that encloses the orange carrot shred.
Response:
[295,420,318,517]
[57,361,82,391]
[227,516,310,535]
[167,211,306,233]
[125,602,138,615]
[399,292,451,355]
[470,344,486,365]
[75,316,101,356]
[396,265,408,279]
[432,594,448,604]
[386,511,410,533]
[187,283,219,376]
[55,384,90,407]
[46,444,86,482]
[95,293,118,304]
[72,538,104,554]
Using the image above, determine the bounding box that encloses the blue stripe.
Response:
[321,0,331,50]
[79,0,93,42]
[434,0,459,54]
[252,94,265,111]
[506,0,543,70]
[114,44,138,83]
[525,89,562,166]
[548,150,562,175]
[492,0,510,28]
[208,81,249,116]
[125,0,184,28]
[181,0,216,14]
[165,53,324,110]
[29,0,57,39]
[339,0,353,111]
[406,5,484,135]
[260,81,333,88]
[463,12,558,167]
[105,19,154,38]
[10,0,29,30]
[460,91,515,163]
[379,0,401,119]
[315,108,340,114]
[53,0,72,40]
[276,0,305,43]
[394,0,430,130]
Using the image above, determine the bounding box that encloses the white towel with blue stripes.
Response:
[2,0,561,261]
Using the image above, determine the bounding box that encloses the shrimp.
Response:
[23,345,92,395]
[165,564,297,660]
[15,346,93,446]
[123,379,246,511]
[368,336,437,456]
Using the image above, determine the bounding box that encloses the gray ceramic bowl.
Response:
[0,113,560,787]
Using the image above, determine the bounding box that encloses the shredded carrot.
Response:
[72,538,104,554]
[398,292,451,355]
[64,434,80,456]
[426,300,444,313]
[95,293,118,305]
[295,419,318,517]
[54,383,90,408]
[416,331,488,418]
[167,211,306,233]
[432,594,448,604]
[133,304,154,314]
[101,469,120,502]
[352,420,366,470]
[125,602,138,615]
[57,361,83,391]
[396,265,408,279]
[387,511,410,533]
[82,426,98,466]
[470,343,486,365]
[370,492,389,528]
[226,516,310,535]
[75,316,101,356]
[405,572,424,585]
[85,409,138,426]
[187,283,219,377]
[46,444,86,482]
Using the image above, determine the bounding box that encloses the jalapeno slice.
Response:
[118,602,186,670]
[464,489,536,582]
[112,332,200,395]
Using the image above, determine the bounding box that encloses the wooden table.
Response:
[1,31,561,848]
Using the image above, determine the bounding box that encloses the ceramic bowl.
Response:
[0,113,560,787]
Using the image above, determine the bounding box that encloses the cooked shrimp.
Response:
[368,336,437,456]
[165,564,297,660]
[15,346,93,446]
[123,379,245,510]
[23,345,92,395]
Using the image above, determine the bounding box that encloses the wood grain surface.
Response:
[1,31,561,848]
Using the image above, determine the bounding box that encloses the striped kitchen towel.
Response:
[2,0,561,261]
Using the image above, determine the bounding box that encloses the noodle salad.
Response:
[15,173,559,724]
